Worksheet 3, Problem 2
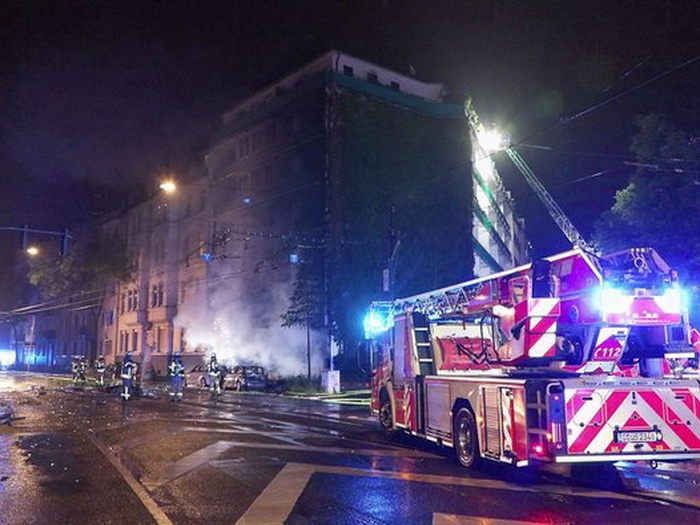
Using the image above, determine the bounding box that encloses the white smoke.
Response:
[174,271,326,377]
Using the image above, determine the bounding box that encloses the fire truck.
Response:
[368,247,700,468]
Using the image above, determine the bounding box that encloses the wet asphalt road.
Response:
[1,371,700,524]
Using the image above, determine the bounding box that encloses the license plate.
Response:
[615,430,660,444]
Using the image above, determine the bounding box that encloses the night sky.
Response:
[1,1,699,256]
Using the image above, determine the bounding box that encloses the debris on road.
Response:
[0,402,14,425]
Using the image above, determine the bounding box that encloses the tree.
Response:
[593,114,700,276]
[281,254,326,379]
[28,228,133,299]
[26,226,133,365]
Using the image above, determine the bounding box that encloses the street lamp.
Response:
[26,246,39,256]
[159,180,177,194]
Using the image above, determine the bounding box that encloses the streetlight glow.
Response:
[26,246,39,256]
[478,129,509,153]
[160,180,177,193]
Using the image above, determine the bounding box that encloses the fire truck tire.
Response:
[378,395,394,433]
[454,407,480,468]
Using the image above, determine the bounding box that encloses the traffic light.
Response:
[60,229,70,256]
[19,225,28,250]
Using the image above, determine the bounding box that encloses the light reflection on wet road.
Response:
[1,371,700,524]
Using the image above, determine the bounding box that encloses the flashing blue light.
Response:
[201,252,213,262]
[363,308,394,338]
[0,349,15,367]
[659,287,683,314]
[242,197,252,204]
[603,286,629,314]
[290,253,299,264]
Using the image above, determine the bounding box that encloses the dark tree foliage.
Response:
[281,254,325,330]
[593,114,700,276]
[327,93,473,349]
[28,226,133,299]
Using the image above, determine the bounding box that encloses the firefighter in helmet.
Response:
[73,356,87,385]
[95,355,107,387]
[71,357,80,385]
[206,352,222,397]
[121,352,138,402]
[169,352,185,402]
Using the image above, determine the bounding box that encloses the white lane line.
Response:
[233,462,649,525]
[313,464,646,502]
[143,439,439,491]
[433,514,534,525]
[142,440,235,490]
[84,431,173,525]
[236,463,316,525]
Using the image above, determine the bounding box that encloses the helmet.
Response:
[210,352,217,360]
[125,352,133,362]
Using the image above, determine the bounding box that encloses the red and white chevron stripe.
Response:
[517,298,560,359]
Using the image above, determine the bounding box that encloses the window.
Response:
[226,142,237,163]
[390,81,400,91]
[367,72,378,84]
[240,136,250,156]
[253,130,264,151]
[127,291,133,312]
[343,65,354,77]
[281,114,293,137]
[198,189,206,212]
[151,285,158,307]
[132,331,138,353]
[157,284,164,306]
[240,173,251,191]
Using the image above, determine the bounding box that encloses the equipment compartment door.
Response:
[481,386,522,463]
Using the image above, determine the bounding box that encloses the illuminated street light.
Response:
[159,180,177,193]
[26,246,39,256]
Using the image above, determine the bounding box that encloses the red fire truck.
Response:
[368,247,700,468]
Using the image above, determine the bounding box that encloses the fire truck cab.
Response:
[369,248,700,468]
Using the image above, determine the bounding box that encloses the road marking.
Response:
[236,463,316,525]
[85,431,173,525]
[433,514,534,525]
[142,440,236,490]
[144,438,439,490]
[233,461,652,524]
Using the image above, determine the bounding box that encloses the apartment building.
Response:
[95,51,525,377]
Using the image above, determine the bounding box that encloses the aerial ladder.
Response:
[465,99,598,256]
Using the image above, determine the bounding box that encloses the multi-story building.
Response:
[95,51,527,379]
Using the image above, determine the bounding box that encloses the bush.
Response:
[275,375,322,395]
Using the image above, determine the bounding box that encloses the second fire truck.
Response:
[368,247,700,468]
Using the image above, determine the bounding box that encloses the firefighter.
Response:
[71,357,80,385]
[169,352,185,402]
[77,357,88,385]
[95,355,107,386]
[121,352,138,402]
[206,352,222,397]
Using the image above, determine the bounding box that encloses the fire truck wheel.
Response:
[379,396,394,433]
[454,408,480,468]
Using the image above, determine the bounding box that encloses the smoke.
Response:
[174,271,327,378]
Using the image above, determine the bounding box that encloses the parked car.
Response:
[187,364,233,390]
[228,365,267,391]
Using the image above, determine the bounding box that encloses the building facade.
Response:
[92,51,524,378]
